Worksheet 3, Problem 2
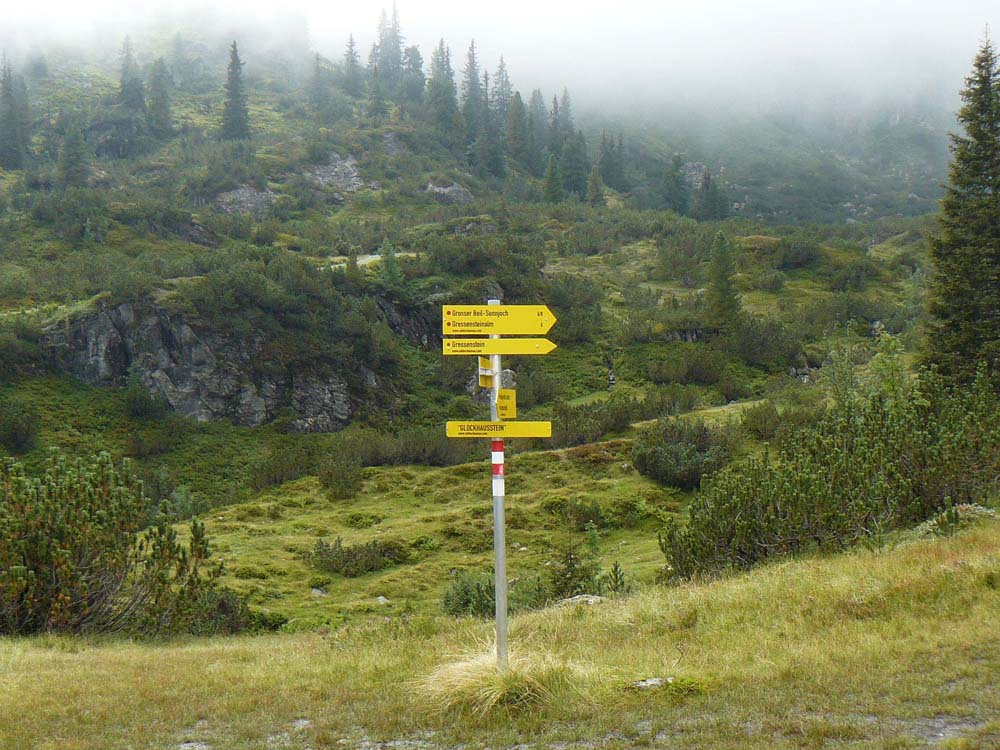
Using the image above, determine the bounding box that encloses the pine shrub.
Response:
[632,417,736,490]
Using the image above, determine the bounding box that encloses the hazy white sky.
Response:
[7,1,1000,109]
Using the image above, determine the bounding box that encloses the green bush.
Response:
[658,366,1000,579]
[442,570,496,618]
[252,443,317,490]
[741,400,782,440]
[632,417,736,490]
[318,454,364,499]
[0,398,39,452]
[311,536,410,577]
[124,380,169,420]
[0,451,247,636]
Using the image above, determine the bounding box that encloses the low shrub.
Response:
[311,536,410,577]
[632,417,737,490]
[741,400,782,440]
[318,454,364,499]
[0,397,39,452]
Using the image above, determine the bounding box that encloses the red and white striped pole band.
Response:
[492,439,505,496]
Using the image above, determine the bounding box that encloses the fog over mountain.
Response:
[5,0,997,115]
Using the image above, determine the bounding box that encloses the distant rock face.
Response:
[302,153,365,192]
[424,181,473,205]
[44,300,356,432]
[214,185,276,215]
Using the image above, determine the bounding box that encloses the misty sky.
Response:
[7,1,1000,111]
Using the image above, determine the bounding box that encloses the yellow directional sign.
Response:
[497,389,516,420]
[446,421,551,438]
[444,338,557,356]
[478,356,494,388]
[442,305,557,335]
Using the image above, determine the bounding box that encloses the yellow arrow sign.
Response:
[478,356,494,388]
[446,421,551,438]
[497,389,516,420]
[442,305,557,335]
[443,338,557,356]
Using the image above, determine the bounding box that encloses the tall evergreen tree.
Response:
[560,130,590,198]
[119,37,146,112]
[461,41,482,148]
[58,120,89,188]
[706,231,741,330]
[506,91,530,166]
[146,58,173,138]
[559,87,574,134]
[367,64,389,121]
[400,46,425,104]
[343,34,363,97]
[586,165,605,207]
[308,53,330,114]
[427,40,461,148]
[220,41,250,141]
[376,4,404,92]
[13,75,29,157]
[694,168,727,220]
[527,89,547,174]
[543,154,563,203]
[493,56,513,126]
[547,94,563,156]
[0,60,24,170]
[663,154,690,214]
[924,37,1000,381]
[473,71,504,178]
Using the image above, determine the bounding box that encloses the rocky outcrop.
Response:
[302,153,365,192]
[214,185,276,215]
[44,300,356,432]
[424,181,473,205]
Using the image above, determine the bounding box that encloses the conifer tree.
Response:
[376,4,404,92]
[367,64,388,121]
[707,231,741,330]
[527,89,547,174]
[598,130,612,184]
[695,168,727,220]
[547,94,563,156]
[427,40,461,148]
[559,87,574,134]
[493,56,513,125]
[0,60,24,170]
[543,154,563,203]
[13,75,29,156]
[220,41,250,141]
[308,53,330,114]
[924,37,1000,381]
[461,41,482,148]
[58,120,89,188]
[146,58,173,138]
[119,37,146,112]
[378,238,405,293]
[474,71,504,178]
[400,46,424,104]
[343,34,363,97]
[586,165,605,206]
[506,91,530,166]
[663,154,689,214]
[560,130,590,198]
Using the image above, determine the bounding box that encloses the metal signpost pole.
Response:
[487,298,508,669]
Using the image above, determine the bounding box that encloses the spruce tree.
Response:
[663,154,690,214]
[924,37,1000,381]
[543,154,563,203]
[461,41,482,148]
[376,4,404,92]
[367,64,388,121]
[400,46,424,104]
[221,42,250,141]
[559,87,574,134]
[0,60,24,170]
[560,130,590,198]
[58,121,89,188]
[527,89,547,174]
[695,168,727,220]
[119,37,146,112]
[493,56,513,125]
[586,165,605,206]
[506,91,530,166]
[427,40,461,148]
[146,58,173,138]
[343,35,363,97]
[547,94,563,156]
[707,231,741,330]
[473,71,504,178]
[308,53,330,114]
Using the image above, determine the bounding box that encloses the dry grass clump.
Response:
[419,645,587,718]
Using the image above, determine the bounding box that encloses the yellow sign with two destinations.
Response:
[442,305,557,335]
[497,389,516,420]
[446,421,551,438]
[444,338,557,356]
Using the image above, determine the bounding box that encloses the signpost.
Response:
[442,300,556,669]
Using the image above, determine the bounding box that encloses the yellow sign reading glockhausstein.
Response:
[446,421,551,438]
